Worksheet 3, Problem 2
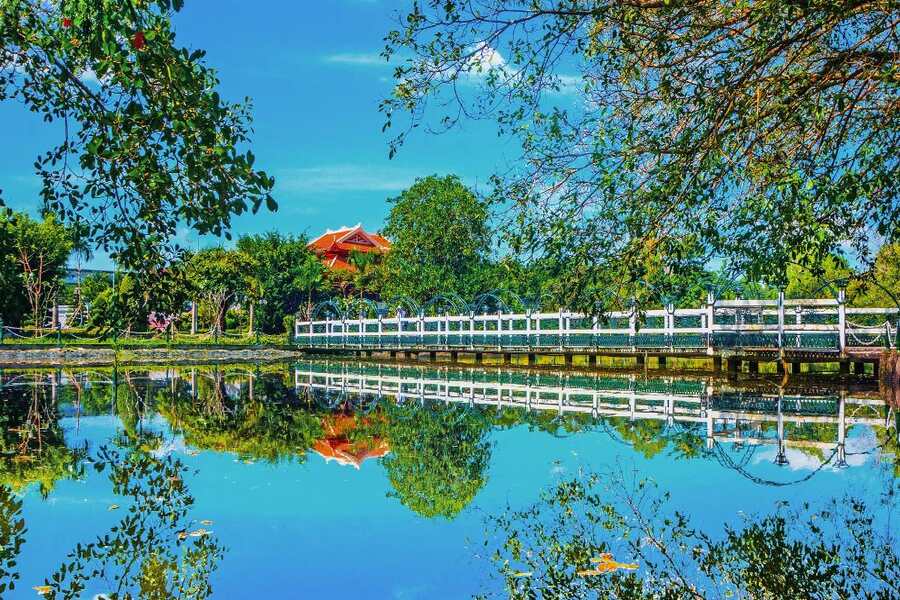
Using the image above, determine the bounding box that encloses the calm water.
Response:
[3,360,898,598]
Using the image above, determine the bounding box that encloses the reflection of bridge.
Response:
[293,361,897,469]
[294,295,899,375]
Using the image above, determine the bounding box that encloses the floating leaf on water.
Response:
[108,504,119,511]
[511,571,533,578]
[200,519,214,526]
[33,586,52,595]
[579,555,639,575]
[188,528,211,537]
[590,553,613,563]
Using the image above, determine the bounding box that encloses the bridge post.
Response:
[726,357,740,378]
[838,289,847,352]
[419,312,424,347]
[558,309,565,351]
[777,290,785,349]
[497,311,503,351]
[469,311,475,349]
[705,290,715,350]
[325,316,331,349]
[629,301,637,352]
[665,303,674,350]
[526,310,533,350]
[791,360,802,374]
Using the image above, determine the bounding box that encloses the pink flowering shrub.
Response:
[148,311,175,334]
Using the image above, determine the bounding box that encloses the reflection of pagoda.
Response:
[312,414,389,469]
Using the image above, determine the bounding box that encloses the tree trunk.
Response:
[247,302,255,336]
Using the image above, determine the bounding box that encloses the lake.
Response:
[3,359,898,598]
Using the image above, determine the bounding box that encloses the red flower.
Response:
[62,17,72,28]
[132,31,145,50]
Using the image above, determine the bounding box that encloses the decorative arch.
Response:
[344,297,381,319]
[421,293,469,316]
[470,291,512,315]
[311,299,345,320]
[384,296,421,318]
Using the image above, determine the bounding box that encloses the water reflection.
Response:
[0,360,897,596]
[293,360,899,484]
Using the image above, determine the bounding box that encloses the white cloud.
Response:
[465,42,506,72]
[323,52,387,67]
[276,164,419,194]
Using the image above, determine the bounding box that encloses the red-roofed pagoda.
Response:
[307,224,391,272]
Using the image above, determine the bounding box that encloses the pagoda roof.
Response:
[308,224,391,256]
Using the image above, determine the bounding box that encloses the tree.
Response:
[381,175,492,303]
[853,243,900,308]
[186,248,256,333]
[86,266,191,332]
[784,254,853,299]
[0,0,275,271]
[348,249,384,300]
[0,211,72,330]
[382,2,899,313]
[235,232,325,333]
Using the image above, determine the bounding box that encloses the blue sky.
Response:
[0,0,517,268]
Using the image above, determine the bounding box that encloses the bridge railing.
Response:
[293,294,899,353]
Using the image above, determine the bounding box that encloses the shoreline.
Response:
[0,345,306,367]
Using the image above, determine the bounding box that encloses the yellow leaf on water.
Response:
[108,504,119,511]
[188,528,211,537]
[200,520,213,526]
[33,586,52,595]
[511,571,533,578]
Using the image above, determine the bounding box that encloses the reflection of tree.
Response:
[0,485,25,596]
[0,376,86,497]
[382,400,492,519]
[158,373,323,463]
[607,418,670,459]
[483,469,900,598]
[35,445,224,599]
[491,406,595,437]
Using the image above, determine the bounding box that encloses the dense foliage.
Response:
[381,175,493,302]
[382,1,899,313]
[236,232,325,332]
[0,211,71,327]
[0,0,275,270]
